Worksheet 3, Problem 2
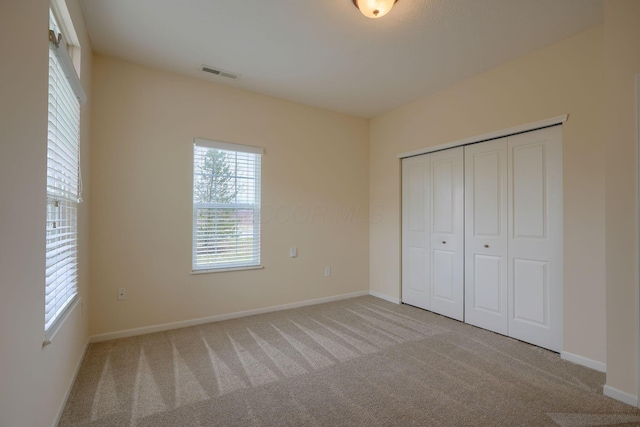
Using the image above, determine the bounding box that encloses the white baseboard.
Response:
[560,351,606,372]
[604,385,639,407]
[369,290,401,304]
[89,290,370,343]
[53,339,90,427]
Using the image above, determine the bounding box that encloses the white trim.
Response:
[89,291,369,343]
[560,351,606,372]
[604,385,639,407]
[50,0,80,47]
[52,339,90,427]
[194,138,264,155]
[43,296,80,345]
[369,290,401,304]
[191,265,264,275]
[397,114,569,159]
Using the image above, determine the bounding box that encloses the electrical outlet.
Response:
[324,267,331,277]
[117,288,126,301]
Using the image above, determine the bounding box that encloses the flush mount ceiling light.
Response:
[353,0,398,18]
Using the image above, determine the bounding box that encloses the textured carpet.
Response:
[59,296,640,426]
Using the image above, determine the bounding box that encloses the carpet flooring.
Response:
[59,296,640,426]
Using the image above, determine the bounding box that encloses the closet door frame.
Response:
[399,115,567,352]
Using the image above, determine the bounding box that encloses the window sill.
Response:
[43,296,80,347]
[191,265,264,275]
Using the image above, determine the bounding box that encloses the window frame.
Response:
[191,138,263,274]
[44,8,86,342]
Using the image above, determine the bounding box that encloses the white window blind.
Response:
[192,139,263,271]
[45,11,84,335]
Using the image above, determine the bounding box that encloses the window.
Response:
[192,139,263,272]
[45,10,86,336]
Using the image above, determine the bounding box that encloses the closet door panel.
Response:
[473,255,503,312]
[464,139,508,334]
[512,259,547,324]
[508,126,563,352]
[401,155,431,310]
[433,250,455,300]
[512,144,546,238]
[430,147,464,321]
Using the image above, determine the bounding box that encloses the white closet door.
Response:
[464,138,508,334]
[401,155,431,310]
[429,147,464,321]
[507,126,563,352]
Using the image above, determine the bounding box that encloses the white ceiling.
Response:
[80,0,603,118]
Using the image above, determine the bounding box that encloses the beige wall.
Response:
[604,0,640,398]
[89,56,369,336]
[0,0,92,426]
[1,2,636,421]
[370,27,606,363]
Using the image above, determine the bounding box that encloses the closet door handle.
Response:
[484,244,490,248]
[442,241,447,245]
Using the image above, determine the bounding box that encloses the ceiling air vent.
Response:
[201,65,240,80]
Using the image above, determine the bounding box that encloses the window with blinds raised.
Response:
[45,10,85,335]
[192,139,262,272]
